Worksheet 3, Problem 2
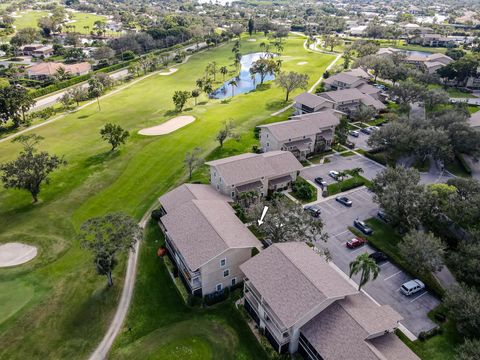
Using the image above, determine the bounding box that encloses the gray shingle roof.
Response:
[206,151,303,186]
[240,242,357,329]
[301,293,407,360]
[159,183,231,213]
[319,88,367,102]
[324,73,366,86]
[162,199,260,270]
[259,110,340,142]
[369,333,420,360]
[294,92,333,108]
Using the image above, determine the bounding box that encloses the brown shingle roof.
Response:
[294,92,334,108]
[259,110,340,142]
[324,72,366,86]
[206,151,303,186]
[369,333,420,360]
[159,183,231,213]
[27,62,91,76]
[162,199,260,271]
[240,243,357,328]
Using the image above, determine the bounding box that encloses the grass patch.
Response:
[327,175,371,196]
[332,143,347,152]
[397,305,462,360]
[307,150,333,164]
[347,123,360,130]
[340,151,355,157]
[412,157,430,172]
[349,218,444,297]
[445,154,471,177]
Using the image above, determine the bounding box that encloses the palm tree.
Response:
[220,66,228,81]
[349,253,380,291]
[196,78,205,90]
[228,79,237,97]
[346,167,364,178]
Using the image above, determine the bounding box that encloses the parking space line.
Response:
[384,270,402,281]
[349,246,368,254]
[379,261,390,267]
[410,291,428,303]
[333,230,350,238]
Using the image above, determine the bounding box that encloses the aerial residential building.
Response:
[318,88,386,114]
[158,184,261,297]
[409,34,456,48]
[31,45,54,59]
[293,92,335,115]
[323,72,367,91]
[26,62,92,80]
[206,151,303,199]
[258,110,341,160]
[404,53,453,74]
[240,242,419,360]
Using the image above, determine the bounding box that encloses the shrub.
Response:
[150,209,163,221]
[292,177,316,201]
[455,153,472,175]
[364,151,387,166]
[203,287,230,306]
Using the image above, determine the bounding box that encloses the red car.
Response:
[346,237,366,249]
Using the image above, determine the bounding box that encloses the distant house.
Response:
[21,44,45,56]
[376,47,402,57]
[31,46,54,59]
[26,62,91,80]
[240,242,419,360]
[158,184,261,297]
[206,151,303,199]
[404,53,453,74]
[409,34,456,48]
[293,92,335,114]
[258,110,341,160]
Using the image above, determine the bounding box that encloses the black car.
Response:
[305,205,322,217]
[354,219,373,235]
[314,177,327,188]
[335,196,352,207]
[377,210,390,223]
[361,127,372,135]
[369,252,388,263]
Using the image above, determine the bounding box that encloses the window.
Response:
[231,191,235,197]
[223,269,230,277]
[267,142,269,147]
[220,258,226,267]
[231,278,236,286]
[216,283,223,292]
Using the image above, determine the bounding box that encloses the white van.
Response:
[400,279,425,296]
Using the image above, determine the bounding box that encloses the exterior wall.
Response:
[200,247,253,295]
[260,128,282,153]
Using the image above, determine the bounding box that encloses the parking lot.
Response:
[348,131,372,151]
[301,153,385,184]
[311,187,440,336]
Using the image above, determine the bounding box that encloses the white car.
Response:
[400,279,425,296]
[329,170,340,180]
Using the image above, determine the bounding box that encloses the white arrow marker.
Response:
[258,206,269,226]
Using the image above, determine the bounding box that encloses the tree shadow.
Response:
[221,99,231,104]
[265,99,288,111]
[254,83,271,92]
[77,115,90,119]
[198,101,208,106]
[83,151,120,167]
[163,109,180,117]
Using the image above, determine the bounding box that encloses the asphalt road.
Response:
[311,187,440,336]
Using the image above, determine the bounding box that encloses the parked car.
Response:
[353,219,373,235]
[314,177,327,188]
[335,196,352,207]
[400,279,425,296]
[304,205,322,217]
[346,237,366,249]
[369,252,388,263]
[377,210,390,223]
[349,130,360,137]
[369,126,380,132]
[345,140,355,149]
[329,170,340,180]
[361,127,372,135]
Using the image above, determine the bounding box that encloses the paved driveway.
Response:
[302,153,384,184]
[311,187,440,336]
[348,132,372,151]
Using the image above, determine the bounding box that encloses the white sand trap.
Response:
[0,243,37,267]
[139,116,196,136]
[297,61,308,65]
[159,68,178,76]
[247,38,257,42]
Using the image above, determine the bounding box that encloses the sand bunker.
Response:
[297,61,308,65]
[159,68,178,76]
[247,38,257,42]
[0,243,37,267]
[139,116,196,136]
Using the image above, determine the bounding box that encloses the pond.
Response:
[210,52,275,99]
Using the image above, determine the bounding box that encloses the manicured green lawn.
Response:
[110,221,267,359]
[68,12,112,35]
[13,10,48,30]
[0,34,334,359]
[397,306,462,360]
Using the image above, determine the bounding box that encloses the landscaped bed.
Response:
[327,175,371,196]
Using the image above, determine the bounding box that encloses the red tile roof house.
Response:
[26,62,91,81]
[257,110,341,160]
[157,184,261,297]
[240,242,420,360]
[206,151,303,199]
